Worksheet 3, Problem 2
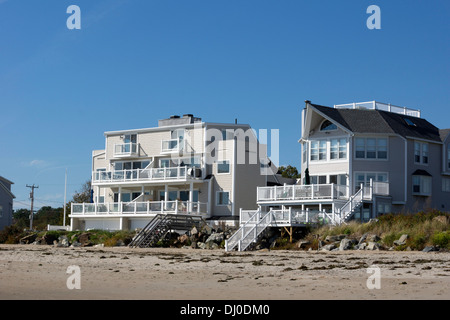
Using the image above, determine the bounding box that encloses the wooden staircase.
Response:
[128,214,206,248]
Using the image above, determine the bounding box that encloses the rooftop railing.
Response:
[334,101,421,118]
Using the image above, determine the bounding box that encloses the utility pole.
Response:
[27,184,39,230]
[63,169,67,227]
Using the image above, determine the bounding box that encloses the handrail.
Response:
[92,166,200,183]
[71,200,208,217]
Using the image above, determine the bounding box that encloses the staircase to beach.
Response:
[129,214,205,248]
[225,209,274,252]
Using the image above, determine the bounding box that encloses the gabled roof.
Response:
[309,103,442,143]
[439,129,450,142]
[0,176,15,199]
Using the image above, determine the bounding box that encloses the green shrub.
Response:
[432,231,450,249]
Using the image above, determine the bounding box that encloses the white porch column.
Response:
[118,187,122,202]
[189,182,194,213]
[164,184,168,210]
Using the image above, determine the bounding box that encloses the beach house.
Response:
[226,100,450,251]
[70,114,278,231]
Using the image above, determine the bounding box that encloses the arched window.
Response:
[320,120,337,131]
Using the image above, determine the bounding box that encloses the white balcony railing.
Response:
[114,143,139,157]
[93,166,201,184]
[334,101,421,118]
[161,139,186,153]
[71,201,208,218]
[257,182,389,203]
[257,184,349,202]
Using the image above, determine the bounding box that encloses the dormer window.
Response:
[320,120,337,131]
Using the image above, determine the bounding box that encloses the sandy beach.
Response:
[0,244,449,300]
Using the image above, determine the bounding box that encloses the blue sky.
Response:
[1,0,449,210]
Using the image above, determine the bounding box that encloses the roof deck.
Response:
[334,101,421,118]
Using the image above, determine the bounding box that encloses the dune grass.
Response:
[307,210,449,250]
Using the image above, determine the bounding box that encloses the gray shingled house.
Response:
[254,101,450,224]
[0,176,15,231]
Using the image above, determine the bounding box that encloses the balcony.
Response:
[257,182,389,203]
[161,138,186,154]
[71,201,208,218]
[257,184,349,203]
[93,166,202,185]
[114,143,139,158]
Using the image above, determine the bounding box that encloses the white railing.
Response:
[93,166,201,184]
[114,143,139,156]
[240,208,329,225]
[161,139,186,153]
[334,101,421,118]
[338,187,364,222]
[71,201,208,218]
[257,184,348,202]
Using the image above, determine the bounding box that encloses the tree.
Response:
[72,180,92,203]
[13,209,31,229]
[277,165,301,179]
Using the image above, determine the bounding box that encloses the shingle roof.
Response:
[439,129,450,142]
[310,103,442,142]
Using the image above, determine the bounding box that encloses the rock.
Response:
[339,238,356,251]
[433,216,449,225]
[70,241,82,248]
[357,243,367,250]
[394,234,408,246]
[78,233,92,247]
[206,242,219,250]
[366,242,380,250]
[422,246,438,252]
[201,225,213,235]
[58,235,69,247]
[191,226,198,236]
[367,234,381,242]
[321,244,336,251]
[197,242,206,249]
[358,233,368,245]
[325,235,345,243]
[20,233,37,244]
[206,232,224,244]
[190,241,197,249]
[177,234,190,244]
[296,240,310,249]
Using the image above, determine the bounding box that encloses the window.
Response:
[442,178,450,192]
[302,142,307,163]
[412,175,432,196]
[355,138,387,159]
[354,172,389,192]
[222,129,234,140]
[217,160,230,174]
[447,145,450,170]
[310,140,327,161]
[404,118,416,126]
[414,142,429,165]
[330,139,347,160]
[320,120,337,131]
[216,191,230,206]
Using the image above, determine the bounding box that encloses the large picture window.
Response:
[355,137,387,159]
[330,139,347,160]
[412,175,432,196]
